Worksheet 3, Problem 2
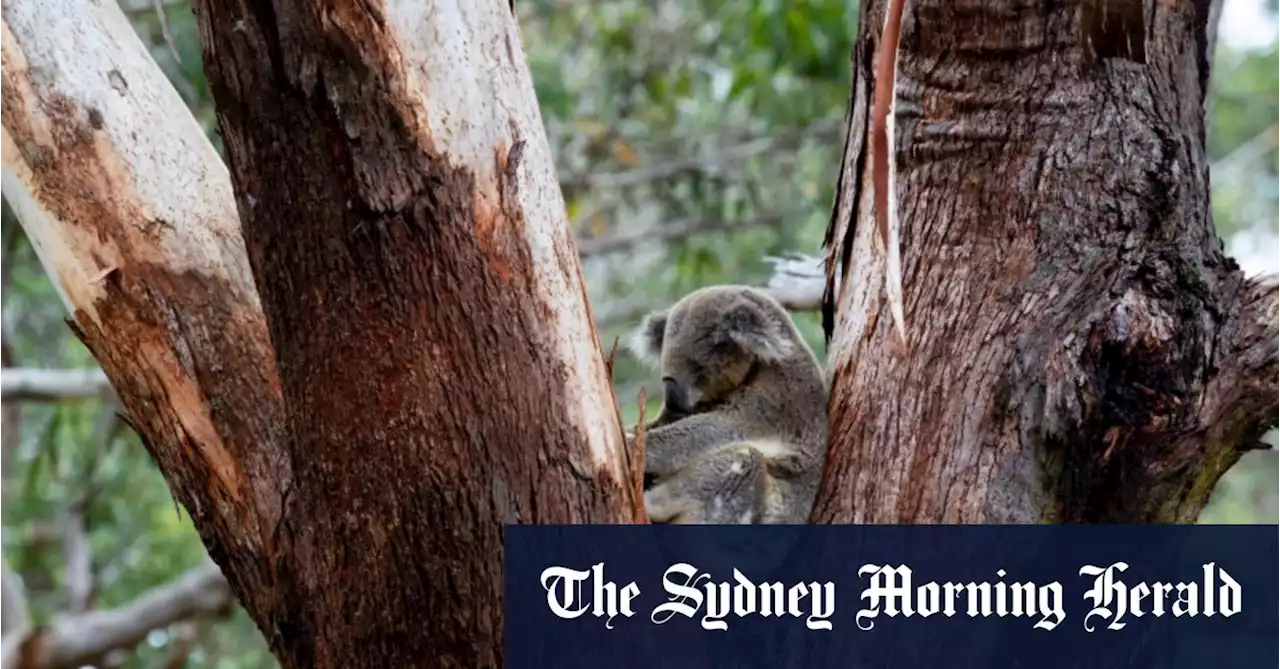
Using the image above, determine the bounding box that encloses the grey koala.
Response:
[625,285,829,524]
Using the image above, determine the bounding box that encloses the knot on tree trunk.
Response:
[1037,272,1278,523]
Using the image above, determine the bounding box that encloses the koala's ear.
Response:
[723,301,793,363]
[627,309,668,366]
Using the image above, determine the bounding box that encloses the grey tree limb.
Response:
[0,565,231,669]
[0,369,112,402]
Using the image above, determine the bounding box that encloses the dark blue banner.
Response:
[503,525,1277,669]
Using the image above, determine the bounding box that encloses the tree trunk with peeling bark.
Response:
[3,0,285,664]
[188,0,642,667]
[4,0,641,667]
[814,0,1277,525]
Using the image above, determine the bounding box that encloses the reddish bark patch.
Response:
[192,0,635,666]
[69,264,288,638]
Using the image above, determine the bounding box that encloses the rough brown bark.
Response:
[814,0,1278,524]
[188,1,641,667]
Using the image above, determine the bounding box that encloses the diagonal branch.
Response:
[557,120,843,191]
[0,343,21,474]
[59,506,92,615]
[156,621,203,669]
[1,558,29,639]
[0,369,112,402]
[0,565,232,669]
[1228,272,1280,424]
[578,213,783,257]
[762,253,829,311]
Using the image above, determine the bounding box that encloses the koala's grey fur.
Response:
[625,285,828,524]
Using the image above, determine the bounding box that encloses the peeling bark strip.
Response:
[870,0,908,349]
[0,0,287,639]
[190,0,639,666]
[814,0,1278,524]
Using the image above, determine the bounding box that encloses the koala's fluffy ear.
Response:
[722,299,793,363]
[627,309,668,366]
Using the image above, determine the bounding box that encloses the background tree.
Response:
[2,0,1277,667]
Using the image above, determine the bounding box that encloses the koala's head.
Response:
[627,285,801,414]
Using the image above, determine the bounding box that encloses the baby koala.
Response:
[626,285,828,524]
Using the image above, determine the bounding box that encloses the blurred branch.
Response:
[0,564,231,669]
[58,394,127,615]
[1,558,29,638]
[115,0,187,11]
[149,0,183,66]
[1,369,112,402]
[59,506,92,615]
[594,252,829,331]
[0,208,17,345]
[117,0,198,104]
[1211,124,1279,181]
[595,296,653,330]
[578,213,783,257]
[1228,272,1280,414]
[558,120,842,191]
[1,343,20,476]
[762,253,828,311]
[594,258,826,335]
[1206,0,1224,73]
[155,621,202,669]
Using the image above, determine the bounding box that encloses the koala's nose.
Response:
[661,377,687,412]
[661,377,678,396]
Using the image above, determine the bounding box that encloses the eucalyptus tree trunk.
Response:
[1,0,287,647]
[4,0,640,667]
[813,0,1277,524]
[186,0,643,665]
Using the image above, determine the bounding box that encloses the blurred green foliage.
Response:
[1,2,1275,667]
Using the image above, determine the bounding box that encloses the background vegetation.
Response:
[2,0,1276,665]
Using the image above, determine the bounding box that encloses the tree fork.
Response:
[814,0,1278,524]
[189,0,641,666]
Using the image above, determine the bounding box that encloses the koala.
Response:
[625,285,828,525]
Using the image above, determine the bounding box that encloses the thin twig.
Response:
[558,120,842,191]
[151,0,183,65]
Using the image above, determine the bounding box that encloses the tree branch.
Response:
[1,558,29,638]
[0,342,21,474]
[0,565,232,669]
[1228,275,1280,427]
[0,369,112,402]
[156,621,202,669]
[578,213,783,257]
[593,253,829,333]
[59,506,92,615]
[1206,0,1225,68]
[558,120,842,191]
[762,253,829,311]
